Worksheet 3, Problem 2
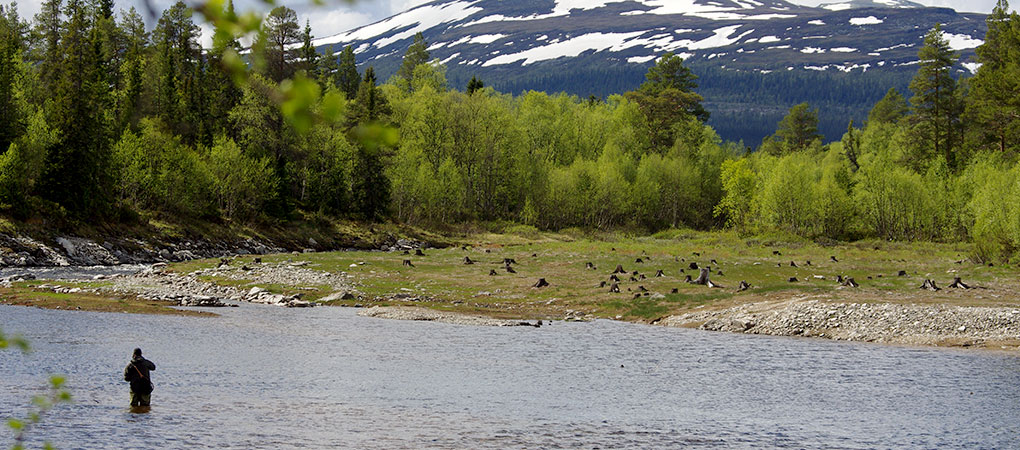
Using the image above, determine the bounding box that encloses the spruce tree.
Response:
[40,0,113,214]
[466,76,484,95]
[909,23,963,169]
[0,4,24,152]
[32,0,63,97]
[299,19,317,76]
[317,45,339,88]
[116,7,147,132]
[337,45,359,99]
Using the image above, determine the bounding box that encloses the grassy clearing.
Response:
[170,230,1020,322]
[0,283,214,316]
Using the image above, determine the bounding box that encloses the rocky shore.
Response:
[358,306,542,327]
[660,297,1020,349]
[0,231,431,267]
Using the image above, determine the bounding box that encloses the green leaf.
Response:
[8,418,24,431]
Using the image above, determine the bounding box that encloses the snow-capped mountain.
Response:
[313,0,988,142]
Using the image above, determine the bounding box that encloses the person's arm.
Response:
[145,359,155,371]
[124,364,133,381]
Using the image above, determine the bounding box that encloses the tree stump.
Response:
[773,250,781,256]
[533,278,549,288]
[670,288,679,294]
[464,256,474,265]
[693,268,711,285]
[633,293,642,299]
[403,260,414,267]
[788,277,798,282]
[489,269,497,276]
[415,249,425,256]
[716,270,724,276]
[505,265,516,274]
[609,274,620,282]
[655,270,665,277]
[504,258,517,265]
[684,275,693,283]
[253,257,262,264]
[805,261,812,266]
[609,283,620,293]
[919,279,941,291]
[790,261,798,267]
[217,258,230,268]
[738,281,751,292]
[638,285,648,292]
[635,258,644,263]
[898,270,907,277]
[689,262,699,270]
[585,262,596,270]
[836,275,845,284]
[629,276,638,282]
[830,256,838,262]
[485,249,491,253]
[841,277,859,288]
[402,250,410,255]
[599,281,607,288]
[948,277,971,289]
[693,252,701,257]
[613,264,626,274]
[639,274,646,280]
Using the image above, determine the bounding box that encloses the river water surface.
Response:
[2,302,1020,449]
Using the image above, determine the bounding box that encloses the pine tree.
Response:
[624,52,708,151]
[775,102,821,152]
[396,31,429,91]
[261,5,299,82]
[337,45,359,99]
[965,0,1020,153]
[909,23,963,169]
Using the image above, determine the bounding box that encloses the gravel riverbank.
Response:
[660,296,1020,349]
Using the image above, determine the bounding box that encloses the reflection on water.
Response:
[2,304,1019,449]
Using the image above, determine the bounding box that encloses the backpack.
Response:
[130,363,154,394]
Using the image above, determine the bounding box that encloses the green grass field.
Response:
[170,230,1020,322]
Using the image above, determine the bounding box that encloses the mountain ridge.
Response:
[312,0,988,142]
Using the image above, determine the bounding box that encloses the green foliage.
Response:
[772,102,821,153]
[396,32,430,91]
[909,23,964,170]
[206,135,278,221]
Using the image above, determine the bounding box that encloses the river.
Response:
[2,301,1020,448]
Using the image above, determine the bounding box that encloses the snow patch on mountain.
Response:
[849,16,884,25]
[944,33,983,50]
[315,1,483,48]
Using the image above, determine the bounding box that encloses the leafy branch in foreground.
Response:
[2,328,72,450]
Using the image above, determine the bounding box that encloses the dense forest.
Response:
[1,0,1020,260]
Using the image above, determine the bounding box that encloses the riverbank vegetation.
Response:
[0,281,214,315]
[1,2,1020,261]
[167,230,1015,320]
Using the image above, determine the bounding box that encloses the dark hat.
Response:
[133,348,142,356]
